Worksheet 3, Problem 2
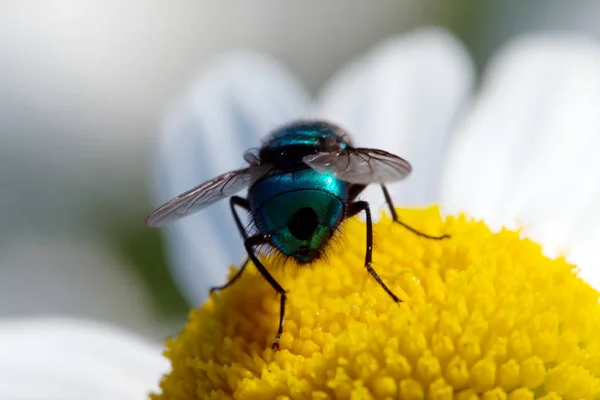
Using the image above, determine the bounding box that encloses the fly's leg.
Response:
[245,234,287,350]
[210,259,250,293]
[211,197,287,349]
[209,196,251,293]
[348,201,401,303]
[381,185,450,240]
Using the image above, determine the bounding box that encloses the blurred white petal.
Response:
[153,51,310,305]
[442,35,600,289]
[318,28,474,209]
[0,318,167,400]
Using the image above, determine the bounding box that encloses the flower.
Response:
[4,28,600,399]
[151,207,600,399]
[0,317,169,400]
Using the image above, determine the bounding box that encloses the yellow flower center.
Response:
[151,207,600,399]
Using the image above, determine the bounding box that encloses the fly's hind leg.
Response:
[348,200,401,303]
[210,196,288,350]
[209,196,252,294]
[210,258,250,294]
[381,185,450,240]
[244,234,287,350]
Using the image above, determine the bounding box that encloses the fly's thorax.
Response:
[259,120,352,167]
[248,168,349,263]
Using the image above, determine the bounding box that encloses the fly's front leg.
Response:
[347,201,401,303]
[209,196,251,293]
[381,185,450,240]
[245,234,287,350]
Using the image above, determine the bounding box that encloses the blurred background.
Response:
[2,0,600,341]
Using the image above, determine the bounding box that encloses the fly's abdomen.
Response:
[248,168,348,260]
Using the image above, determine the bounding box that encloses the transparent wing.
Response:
[146,168,252,226]
[303,148,412,184]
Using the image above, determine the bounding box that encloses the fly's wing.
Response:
[303,148,412,185]
[146,168,252,226]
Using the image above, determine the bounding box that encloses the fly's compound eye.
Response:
[289,207,319,240]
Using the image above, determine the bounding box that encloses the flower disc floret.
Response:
[152,207,600,399]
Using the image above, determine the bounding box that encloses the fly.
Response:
[146,120,450,348]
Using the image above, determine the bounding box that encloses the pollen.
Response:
[150,207,600,399]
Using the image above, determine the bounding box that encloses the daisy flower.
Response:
[3,28,600,399]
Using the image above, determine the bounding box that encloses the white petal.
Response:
[318,28,474,210]
[0,317,168,400]
[442,35,600,289]
[152,52,310,305]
